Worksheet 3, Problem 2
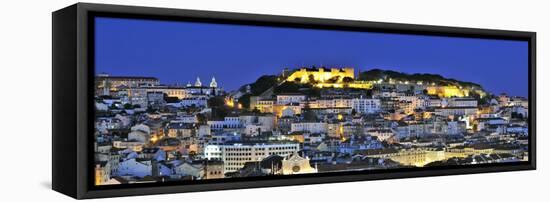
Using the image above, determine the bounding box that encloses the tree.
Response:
[327,76,340,83]
[304,88,321,98]
[248,75,279,95]
[302,110,318,122]
[511,112,524,120]
[472,92,489,106]
[238,94,251,109]
[188,151,197,159]
[123,103,133,109]
[196,113,207,124]
[146,106,156,113]
[308,74,317,84]
[342,77,354,83]
[207,96,226,108]
[164,96,180,103]
[252,108,261,114]
[274,82,301,94]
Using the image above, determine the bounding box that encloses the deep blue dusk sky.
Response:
[95,17,528,96]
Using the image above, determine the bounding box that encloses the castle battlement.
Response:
[286,67,355,83]
[284,67,372,89]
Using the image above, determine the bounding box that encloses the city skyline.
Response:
[95,17,528,96]
[93,65,530,185]
[92,16,529,186]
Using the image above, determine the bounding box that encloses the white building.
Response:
[276,94,306,105]
[216,142,300,173]
[112,141,144,151]
[445,98,478,107]
[435,106,477,116]
[128,124,151,143]
[511,106,529,118]
[146,91,165,106]
[244,124,271,136]
[428,98,442,108]
[308,98,353,108]
[113,158,152,178]
[351,98,381,114]
[131,124,151,134]
[258,115,275,131]
[95,102,109,111]
[95,117,124,132]
[180,97,208,107]
[224,116,242,128]
[127,88,149,108]
[509,97,528,108]
[507,124,528,135]
[414,95,430,109]
[366,128,394,141]
[173,162,204,179]
[197,125,211,137]
[281,107,295,117]
[291,122,328,134]
[172,114,198,123]
[252,99,275,113]
[239,115,257,126]
[445,121,461,135]
[207,117,242,130]
[204,145,223,160]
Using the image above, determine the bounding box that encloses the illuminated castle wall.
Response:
[426,86,469,98]
[286,67,354,83]
[285,67,373,89]
[426,86,486,98]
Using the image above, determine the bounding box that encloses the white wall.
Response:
[0,0,547,201]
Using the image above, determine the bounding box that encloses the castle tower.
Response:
[195,77,202,87]
[282,68,290,77]
[209,77,218,88]
[343,67,355,79]
[186,81,192,87]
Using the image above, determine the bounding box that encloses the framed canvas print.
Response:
[52,3,536,199]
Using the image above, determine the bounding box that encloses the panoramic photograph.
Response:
[93,17,529,186]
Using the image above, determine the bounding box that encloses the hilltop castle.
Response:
[285,67,372,89]
[286,67,355,83]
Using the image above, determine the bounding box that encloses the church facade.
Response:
[281,152,318,175]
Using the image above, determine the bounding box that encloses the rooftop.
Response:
[96,75,158,80]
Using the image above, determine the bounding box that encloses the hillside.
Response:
[358,69,483,89]
[234,68,488,109]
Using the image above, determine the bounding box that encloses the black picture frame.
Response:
[52,2,536,199]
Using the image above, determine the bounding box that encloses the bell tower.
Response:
[194,77,202,87]
[209,76,218,88]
